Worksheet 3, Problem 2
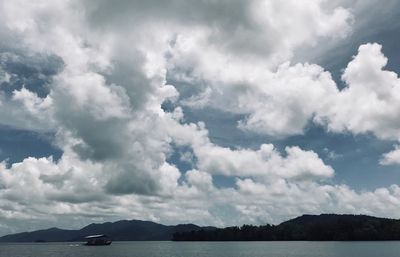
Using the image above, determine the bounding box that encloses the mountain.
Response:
[0,227,77,243]
[4,214,400,242]
[173,214,400,241]
[276,214,400,240]
[0,220,215,242]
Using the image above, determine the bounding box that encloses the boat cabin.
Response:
[84,234,112,245]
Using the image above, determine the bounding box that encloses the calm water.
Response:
[1,241,400,257]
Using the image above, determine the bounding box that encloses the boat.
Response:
[84,234,112,245]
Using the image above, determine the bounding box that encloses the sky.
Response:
[1,0,400,236]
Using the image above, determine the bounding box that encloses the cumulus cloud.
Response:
[160,0,353,137]
[232,179,400,224]
[169,41,339,136]
[0,87,53,131]
[1,0,400,236]
[189,139,334,180]
[173,39,400,141]
[0,0,182,198]
[380,146,400,166]
[317,43,400,140]
[2,146,400,234]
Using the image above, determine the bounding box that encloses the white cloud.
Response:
[169,37,339,136]
[166,3,350,136]
[173,38,400,141]
[194,141,334,180]
[2,149,400,234]
[380,146,400,166]
[185,169,213,192]
[0,0,181,197]
[323,148,343,160]
[0,88,54,131]
[165,118,333,180]
[316,43,400,140]
[0,69,10,84]
[1,0,400,236]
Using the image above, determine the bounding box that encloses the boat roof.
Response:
[85,234,108,239]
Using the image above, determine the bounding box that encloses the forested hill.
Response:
[173,214,400,241]
[3,214,400,242]
[0,220,215,242]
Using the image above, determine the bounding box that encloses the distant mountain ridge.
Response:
[173,214,400,241]
[0,219,215,242]
[3,214,400,242]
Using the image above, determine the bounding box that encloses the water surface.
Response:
[0,241,399,257]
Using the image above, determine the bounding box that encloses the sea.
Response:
[0,241,399,257]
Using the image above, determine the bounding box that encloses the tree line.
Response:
[173,214,400,241]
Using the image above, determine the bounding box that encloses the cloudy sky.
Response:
[1,0,400,235]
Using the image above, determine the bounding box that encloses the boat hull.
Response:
[84,240,112,246]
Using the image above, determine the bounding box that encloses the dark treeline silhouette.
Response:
[173,214,400,241]
[0,220,215,242]
[3,214,400,242]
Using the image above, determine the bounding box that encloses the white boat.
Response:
[84,234,112,246]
